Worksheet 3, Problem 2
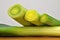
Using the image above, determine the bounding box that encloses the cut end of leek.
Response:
[8,4,26,18]
[11,6,20,15]
[25,10,39,21]
[40,14,48,23]
[25,10,42,25]
[40,13,60,26]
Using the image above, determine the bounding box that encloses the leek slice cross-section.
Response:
[40,13,60,26]
[8,4,33,26]
[25,10,43,26]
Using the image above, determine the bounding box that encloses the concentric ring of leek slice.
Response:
[40,14,48,23]
[25,10,39,21]
[8,4,24,18]
[10,6,20,15]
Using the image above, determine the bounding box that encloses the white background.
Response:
[0,0,60,26]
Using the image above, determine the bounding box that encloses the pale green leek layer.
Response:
[0,26,60,36]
